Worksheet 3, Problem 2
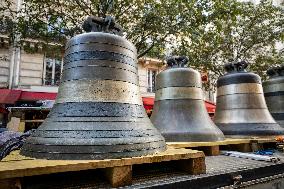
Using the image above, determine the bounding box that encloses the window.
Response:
[43,58,62,86]
[147,69,157,93]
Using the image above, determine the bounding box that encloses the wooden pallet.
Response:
[0,148,205,189]
[167,138,277,156]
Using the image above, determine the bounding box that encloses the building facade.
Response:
[0,34,214,101]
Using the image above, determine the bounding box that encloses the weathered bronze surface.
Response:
[263,65,284,127]
[214,61,284,138]
[20,16,166,160]
[151,56,225,142]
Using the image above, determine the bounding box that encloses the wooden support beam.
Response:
[177,157,206,175]
[103,165,132,187]
[0,178,21,189]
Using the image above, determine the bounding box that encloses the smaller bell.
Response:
[151,56,225,142]
[263,64,284,127]
[214,61,284,138]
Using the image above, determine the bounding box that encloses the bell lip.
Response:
[217,72,261,88]
[216,122,284,136]
[19,145,167,160]
[66,32,137,54]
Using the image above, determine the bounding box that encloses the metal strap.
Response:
[155,87,203,101]
[56,80,142,105]
[217,83,263,97]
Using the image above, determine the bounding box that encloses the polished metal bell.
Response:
[263,65,284,127]
[214,61,284,138]
[20,16,166,160]
[151,56,225,142]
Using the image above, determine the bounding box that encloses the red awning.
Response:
[0,89,216,113]
[0,107,8,113]
[204,100,216,113]
[142,97,216,113]
[0,89,57,104]
[142,97,154,111]
[0,89,22,104]
[19,91,57,101]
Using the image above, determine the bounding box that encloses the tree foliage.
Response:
[172,0,284,90]
[1,0,284,90]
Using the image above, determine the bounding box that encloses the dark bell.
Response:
[151,56,225,142]
[20,16,166,160]
[263,64,284,127]
[214,61,284,138]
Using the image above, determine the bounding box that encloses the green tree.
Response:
[4,0,206,58]
[1,0,283,90]
[173,0,284,90]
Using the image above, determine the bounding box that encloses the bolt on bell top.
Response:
[151,56,225,142]
[263,64,284,127]
[20,16,166,160]
[214,61,284,138]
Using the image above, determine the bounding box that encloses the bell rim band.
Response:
[60,67,139,85]
[155,87,203,101]
[216,93,268,110]
[63,54,138,69]
[48,102,148,118]
[32,130,161,139]
[55,79,143,105]
[64,51,137,68]
[20,146,166,160]
[214,109,276,124]
[65,42,136,60]
[44,117,151,122]
[22,141,165,154]
[63,59,137,73]
[25,135,165,146]
[216,123,284,136]
[38,122,155,131]
[217,83,263,97]
[66,32,137,53]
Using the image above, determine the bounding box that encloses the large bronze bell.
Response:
[151,56,225,142]
[214,61,284,138]
[263,65,284,127]
[20,16,166,160]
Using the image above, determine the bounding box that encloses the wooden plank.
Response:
[0,148,204,180]
[167,138,277,156]
[201,146,220,156]
[167,138,273,149]
[167,139,247,148]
